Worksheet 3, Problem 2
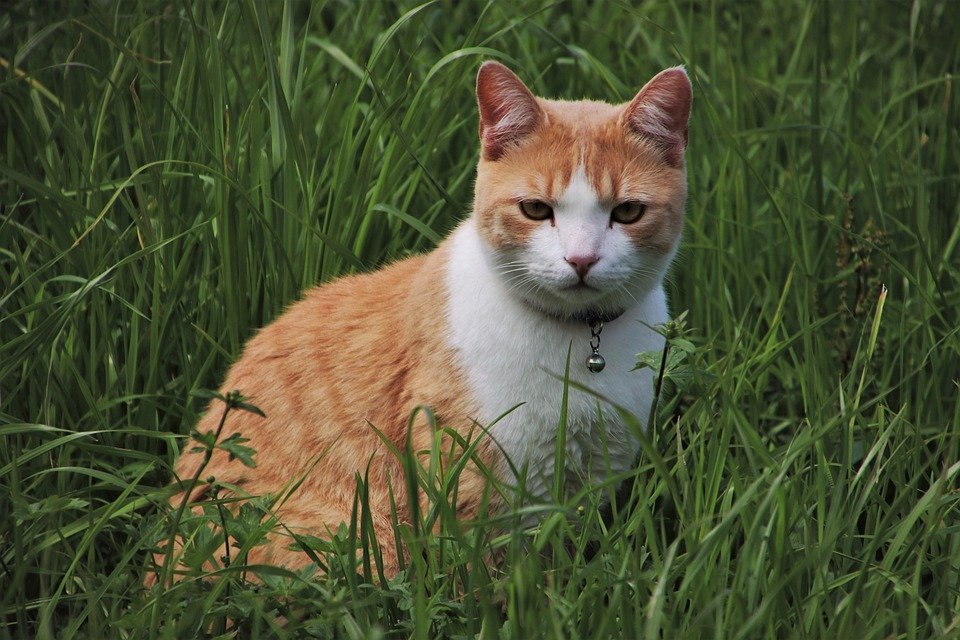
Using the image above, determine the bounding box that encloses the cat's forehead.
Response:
[493,98,675,201]
[539,98,622,125]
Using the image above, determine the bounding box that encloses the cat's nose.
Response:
[565,253,599,280]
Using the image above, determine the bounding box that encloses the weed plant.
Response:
[1,1,959,638]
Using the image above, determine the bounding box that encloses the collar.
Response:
[532,304,625,327]
[571,308,625,326]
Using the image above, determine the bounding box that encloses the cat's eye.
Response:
[610,201,646,225]
[519,200,554,221]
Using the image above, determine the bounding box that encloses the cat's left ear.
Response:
[476,61,544,161]
[622,66,692,165]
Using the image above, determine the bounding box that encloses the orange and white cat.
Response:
[161,61,691,578]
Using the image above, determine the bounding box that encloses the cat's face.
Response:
[472,62,691,320]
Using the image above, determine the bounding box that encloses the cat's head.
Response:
[472,61,691,321]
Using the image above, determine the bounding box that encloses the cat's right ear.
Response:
[476,61,543,161]
[622,66,692,166]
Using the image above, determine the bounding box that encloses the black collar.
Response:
[558,307,626,326]
[516,290,626,327]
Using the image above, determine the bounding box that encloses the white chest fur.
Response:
[444,221,668,502]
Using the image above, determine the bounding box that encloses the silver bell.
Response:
[586,351,605,373]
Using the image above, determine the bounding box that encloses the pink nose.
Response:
[565,254,598,280]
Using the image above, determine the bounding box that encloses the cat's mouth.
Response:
[493,256,627,320]
[558,276,620,301]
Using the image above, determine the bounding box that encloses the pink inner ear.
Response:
[476,62,542,161]
[624,67,692,165]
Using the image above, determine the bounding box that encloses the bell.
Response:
[586,351,605,373]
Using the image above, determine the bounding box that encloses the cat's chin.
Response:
[537,302,626,325]
[515,289,627,325]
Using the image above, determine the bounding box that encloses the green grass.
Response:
[2,0,959,637]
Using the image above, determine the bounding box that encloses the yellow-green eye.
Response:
[611,201,646,224]
[519,200,554,221]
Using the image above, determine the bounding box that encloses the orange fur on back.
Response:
[159,245,495,577]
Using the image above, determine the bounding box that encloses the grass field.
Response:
[2,0,959,637]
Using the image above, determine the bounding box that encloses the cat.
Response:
[153,60,691,581]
